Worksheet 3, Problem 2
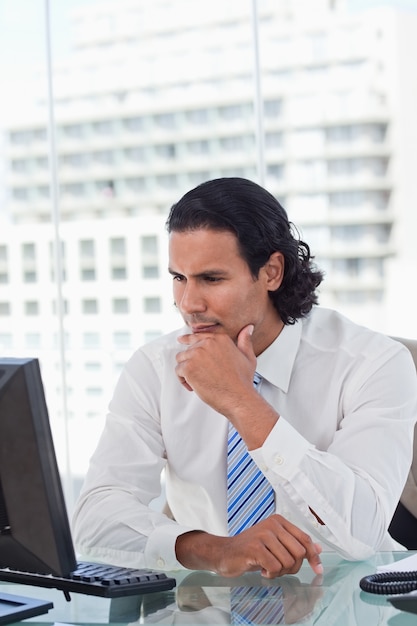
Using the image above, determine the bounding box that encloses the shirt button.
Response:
[259,463,268,473]
[156,557,165,568]
[274,454,284,466]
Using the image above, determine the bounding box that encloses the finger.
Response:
[179,378,193,392]
[246,527,305,577]
[262,534,306,576]
[236,324,256,362]
[280,523,323,576]
[177,333,201,345]
[306,545,323,575]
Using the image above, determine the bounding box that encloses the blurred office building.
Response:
[0,0,416,476]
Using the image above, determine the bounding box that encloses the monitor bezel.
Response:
[0,357,77,576]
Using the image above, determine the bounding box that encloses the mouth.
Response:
[189,323,219,334]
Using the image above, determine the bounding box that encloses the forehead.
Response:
[168,228,247,271]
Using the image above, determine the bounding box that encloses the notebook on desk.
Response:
[0,356,176,624]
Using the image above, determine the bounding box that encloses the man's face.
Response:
[168,228,283,353]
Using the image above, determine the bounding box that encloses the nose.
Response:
[176,280,206,315]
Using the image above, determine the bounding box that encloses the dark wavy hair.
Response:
[166,177,324,325]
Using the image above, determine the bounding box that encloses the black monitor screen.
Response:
[0,357,76,576]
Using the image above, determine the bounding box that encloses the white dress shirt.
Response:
[72,307,417,570]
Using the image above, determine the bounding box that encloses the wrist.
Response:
[229,396,279,450]
[175,530,227,572]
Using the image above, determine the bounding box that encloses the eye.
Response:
[172,274,184,282]
[205,276,222,283]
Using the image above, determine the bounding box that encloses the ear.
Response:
[262,252,284,291]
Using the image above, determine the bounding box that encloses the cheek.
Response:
[172,281,182,304]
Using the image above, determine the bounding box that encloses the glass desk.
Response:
[1,552,416,625]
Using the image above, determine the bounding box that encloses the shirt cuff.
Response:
[252,417,314,480]
[145,523,195,571]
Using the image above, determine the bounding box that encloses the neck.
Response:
[253,318,285,356]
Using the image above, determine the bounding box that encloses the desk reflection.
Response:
[109,555,404,625]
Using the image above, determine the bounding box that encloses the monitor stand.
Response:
[0,591,53,625]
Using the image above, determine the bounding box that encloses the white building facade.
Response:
[1,0,416,482]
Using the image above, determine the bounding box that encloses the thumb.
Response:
[237,324,256,361]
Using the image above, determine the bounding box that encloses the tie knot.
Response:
[253,372,262,388]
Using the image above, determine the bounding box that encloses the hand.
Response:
[175,514,323,578]
[175,325,257,414]
[176,324,279,448]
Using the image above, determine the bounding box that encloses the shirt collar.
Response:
[256,320,302,392]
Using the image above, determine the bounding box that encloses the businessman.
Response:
[73,177,417,578]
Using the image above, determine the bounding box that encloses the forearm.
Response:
[175,516,323,578]
[227,393,279,450]
[175,531,229,574]
[256,418,413,558]
[72,487,191,570]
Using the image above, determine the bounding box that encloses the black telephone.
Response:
[360,570,417,615]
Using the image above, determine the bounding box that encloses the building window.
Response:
[83,332,100,349]
[33,128,47,142]
[12,188,29,201]
[86,387,103,396]
[93,150,115,164]
[83,299,98,314]
[144,330,162,343]
[186,140,209,155]
[125,177,146,192]
[264,99,282,117]
[113,298,129,313]
[25,333,41,348]
[144,297,161,313]
[267,164,284,180]
[25,301,39,315]
[110,237,126,255]
[219,104,244,122]
[36,156,49,170]
[85,362,101,371]
[156,174,177,189]
[62,123,85,139]
[141,235,158,255]
[123,116,144,132]
[81,268,96,281]
[23,271,37,283]
[22,242,36,260]
[62,153,90,168]
[155,144,176,159]
[62,183,86,197]
[113,331,131,348]
[0,302,10,315]
[11,159,29,173]
[80,240,95,257]
[188,171,211,185]
[220,136,244,152]
[265,132,283,148]
[93,120,114,135]
[143,265,159,279]
[124,147,146,162]
[112,266,127,280]
[37,185,50,199]
[154,112,176,129]
[10,130,31,145]
[0,333,12,348]
[186,109,209,125]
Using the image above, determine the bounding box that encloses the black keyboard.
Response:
[0,561,176,598]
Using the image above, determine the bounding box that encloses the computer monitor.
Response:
[0,357,77,576]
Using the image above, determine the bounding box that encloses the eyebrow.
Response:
[168,268,228,278]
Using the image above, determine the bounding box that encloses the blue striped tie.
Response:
[227,372,275,535]
[230,585,285,624]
